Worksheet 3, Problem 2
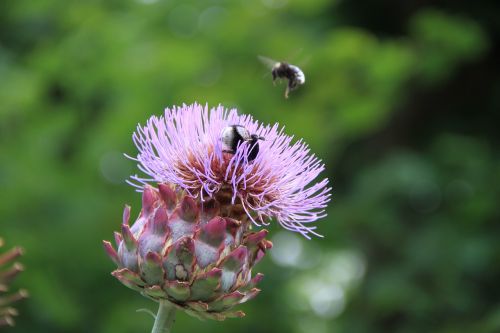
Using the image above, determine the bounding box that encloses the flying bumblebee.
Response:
[258,55,306,99]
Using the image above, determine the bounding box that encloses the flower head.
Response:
[129,103,331,238]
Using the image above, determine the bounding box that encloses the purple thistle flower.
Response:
[129,103,331,238]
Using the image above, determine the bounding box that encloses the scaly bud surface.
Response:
[104,184,272,321]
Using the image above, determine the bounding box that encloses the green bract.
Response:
[104,185,272,321]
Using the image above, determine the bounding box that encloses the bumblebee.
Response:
[221,125,265,162]
[259,55,306,98]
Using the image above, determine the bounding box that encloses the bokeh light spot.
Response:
[288,250,366,320]
[168,5,199,39]
[137,0,158,5]
[198,6,229,36]
[261,0,289,9]
[198,61,222,87]
[271,231,303,267]
[409,180,442,214]
[100,151,132,185]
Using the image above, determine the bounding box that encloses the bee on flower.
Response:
[129,103,330,237]
[103,103,331,329]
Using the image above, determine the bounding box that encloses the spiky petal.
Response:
[129,103,331,238]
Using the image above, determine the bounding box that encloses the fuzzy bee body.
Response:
[259,56,306,98]
[221,125,264,162]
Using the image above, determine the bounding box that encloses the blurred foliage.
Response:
[0,0,499,332]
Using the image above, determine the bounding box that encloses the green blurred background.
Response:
[1,0,500,332]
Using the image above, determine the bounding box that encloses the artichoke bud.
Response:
[104,184,272,321]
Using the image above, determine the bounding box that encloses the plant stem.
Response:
[151,300,176,333]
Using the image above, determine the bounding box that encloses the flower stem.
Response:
[151,300,176,333]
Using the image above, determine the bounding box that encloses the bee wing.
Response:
[234,125,251,140]
[257,55,278,69]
